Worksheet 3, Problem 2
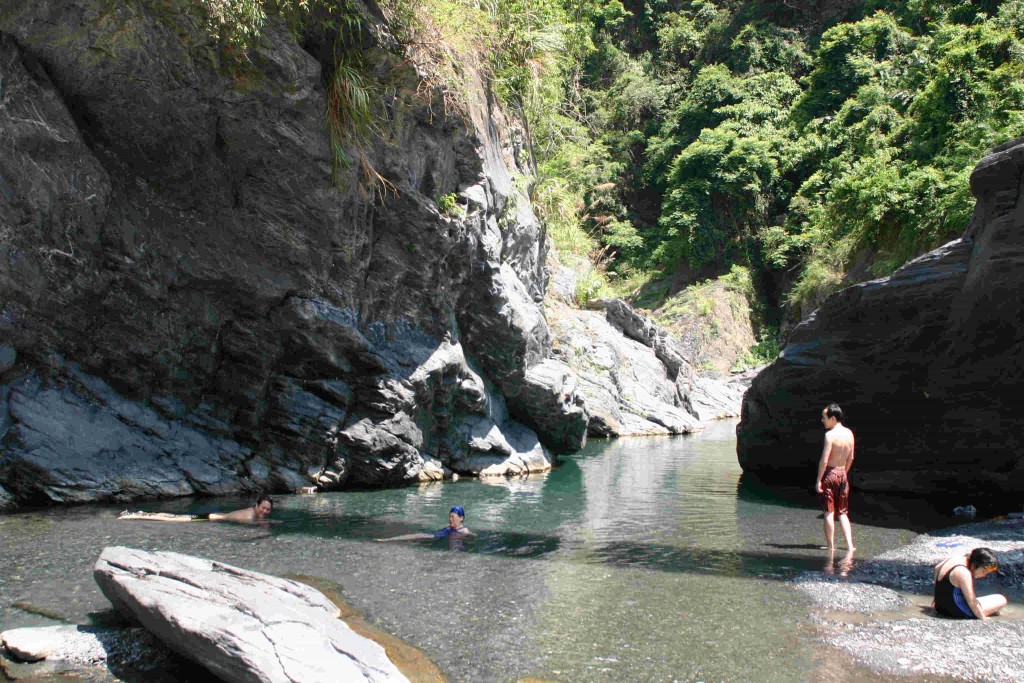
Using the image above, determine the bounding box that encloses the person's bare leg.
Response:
[978,594,1007,616]
[119,511,194,522]
[822,511,835,550]
[838,513,855,551]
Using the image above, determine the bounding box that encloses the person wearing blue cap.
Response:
[376,506,472,542]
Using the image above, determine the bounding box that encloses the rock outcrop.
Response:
[547,293,747,437]
[94,547,408,683]
[0,0,587,507]
[738,136,1024,501]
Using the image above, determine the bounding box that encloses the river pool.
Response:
[0,420,960,682]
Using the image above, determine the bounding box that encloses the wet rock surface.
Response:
[794,518,1024,682]
[739,136,1024,501]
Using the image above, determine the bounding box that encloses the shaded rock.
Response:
[0,625,191,682]
[0,345,15,375]
[739,137,1024,501]
[94,546,408,683]
[0,1,585,509]
[0,365,255,504]
[514,360,589,452]
[448,414,552,475]
[458,263,589,453]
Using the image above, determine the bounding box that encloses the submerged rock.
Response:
[94,546,409,683]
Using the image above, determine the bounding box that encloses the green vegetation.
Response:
[191,0,1024,343]
[436,192,461,217]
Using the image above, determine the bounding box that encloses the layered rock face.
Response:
[93,547,408,682]
[546,284,750,437]
[738,137,1024,501]
[0,0,588,507]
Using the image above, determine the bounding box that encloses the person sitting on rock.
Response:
[119,495,273,523]
[933,547,1007,620]
[376,505,472,541]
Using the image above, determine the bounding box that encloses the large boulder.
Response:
[738,137,1024,501]
[93,547,408,683]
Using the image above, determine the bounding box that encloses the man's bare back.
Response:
[822,424,855,470]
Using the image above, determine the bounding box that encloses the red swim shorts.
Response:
[819,467,849,515]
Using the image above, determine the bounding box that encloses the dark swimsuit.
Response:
[433,526,465,539]
[934,564,975,618]
[190,513,212,521]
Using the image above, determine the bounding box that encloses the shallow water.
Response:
[0,420,962,681]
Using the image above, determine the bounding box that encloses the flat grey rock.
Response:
[94,547,408,683]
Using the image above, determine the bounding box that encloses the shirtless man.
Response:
[119,495,273,523]
[815,404,855,551]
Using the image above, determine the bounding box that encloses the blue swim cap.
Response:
[450,505,465,518]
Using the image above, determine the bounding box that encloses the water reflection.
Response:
[0,420,948,683]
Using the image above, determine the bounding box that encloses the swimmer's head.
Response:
[448,506,465,528]
[255,495,273,518]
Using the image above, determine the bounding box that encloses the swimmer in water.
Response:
[118,495,273,523]
[376,506,472,541]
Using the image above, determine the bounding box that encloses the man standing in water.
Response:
[815,404,856,551]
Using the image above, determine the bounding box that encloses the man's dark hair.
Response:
[825,403,844,421]
[257,494,273,509]
[968,547,999,570]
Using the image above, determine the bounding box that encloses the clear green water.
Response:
[0,420,954,682]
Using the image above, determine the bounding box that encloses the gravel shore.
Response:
[793,518,1024,682]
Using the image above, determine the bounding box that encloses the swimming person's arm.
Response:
[375,533,434,542]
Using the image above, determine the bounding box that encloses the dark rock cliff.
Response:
[0,0,590,507]
[738,136,1024,504]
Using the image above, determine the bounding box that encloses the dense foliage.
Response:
[526,0,1024,323]
[198,0,1024,331]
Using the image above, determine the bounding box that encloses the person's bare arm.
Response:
[815,434,833,493]
[375,533,433,542]
[951,566,988,620]
[376,532,432,540]
[846,433,855,475]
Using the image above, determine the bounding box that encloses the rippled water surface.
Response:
[1,421,956,681]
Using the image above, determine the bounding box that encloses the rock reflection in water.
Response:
[1,420,940,682]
